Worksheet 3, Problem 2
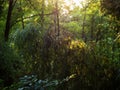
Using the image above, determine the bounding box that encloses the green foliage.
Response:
[13,23,43,74]
[14,23,42,50]
[3,74,77,90]
[63,21,81,38]
[0,0,4,16]
[18,75,58,90]
[0,41,23,88]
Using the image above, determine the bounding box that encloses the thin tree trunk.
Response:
[82,8,86,42]
[41,0,44,28]
[57,9,60,36]
[56,1,60,36]
[21,16,24,29]
[90,15,95,41]
[19,0,24,29]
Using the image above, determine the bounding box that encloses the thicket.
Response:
[0,0,120,90]
[0,41,23,89]
[1,23,119,90]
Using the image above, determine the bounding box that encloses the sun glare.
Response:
[61,0,86,15]
[64,0,85,8]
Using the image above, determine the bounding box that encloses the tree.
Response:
[4,0,17,41]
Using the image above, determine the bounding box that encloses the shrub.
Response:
[0,41,23,88]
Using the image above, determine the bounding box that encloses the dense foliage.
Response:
[101,0,120,19]
[0,41,23,88]
[0,0,120,90]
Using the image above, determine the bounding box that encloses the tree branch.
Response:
[11,13,53,28]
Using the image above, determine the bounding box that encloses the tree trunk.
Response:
[56,1,60,36]
[90,15,95,41]
[82,8,87,42]
[4,0,13,41]
[40,0,45,28]
[20,0,24,29]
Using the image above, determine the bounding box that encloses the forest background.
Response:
[0,0,120,90]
